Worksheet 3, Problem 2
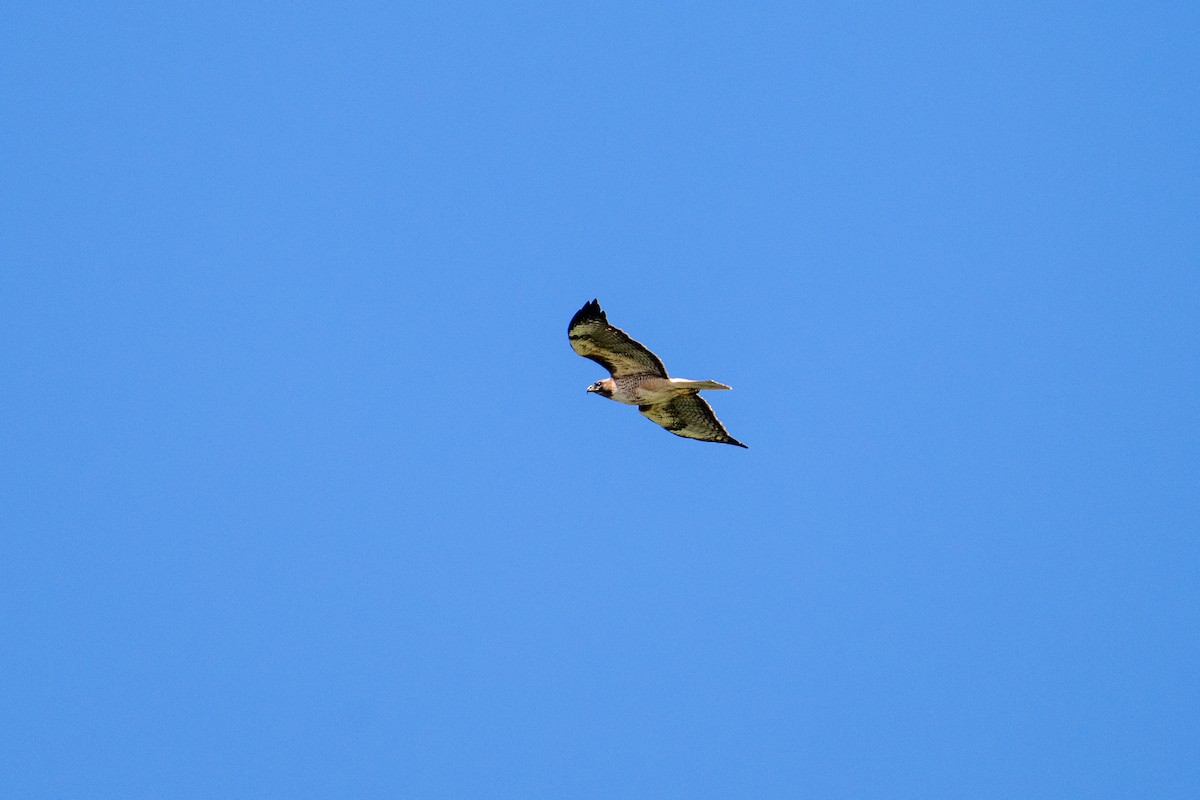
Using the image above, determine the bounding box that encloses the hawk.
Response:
[568,299,747,448]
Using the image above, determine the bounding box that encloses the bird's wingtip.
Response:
[569,298,607,330]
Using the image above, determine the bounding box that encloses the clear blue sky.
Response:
[3,2,1197,797]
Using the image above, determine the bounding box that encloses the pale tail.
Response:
[670,378,732,391]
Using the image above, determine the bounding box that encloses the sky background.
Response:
[2,2,1198,797]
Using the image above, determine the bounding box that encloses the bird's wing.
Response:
[568,299,668,378]
[639,394,747,448]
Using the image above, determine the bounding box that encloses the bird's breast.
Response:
[611,376,676,405]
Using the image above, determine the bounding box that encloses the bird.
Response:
[568,298,747,448]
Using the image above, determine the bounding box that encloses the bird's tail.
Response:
[670,378,732,391]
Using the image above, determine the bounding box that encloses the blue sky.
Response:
[2,2,1197,797]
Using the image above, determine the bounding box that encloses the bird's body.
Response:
[568,299,747,448]
[591,375,732,406]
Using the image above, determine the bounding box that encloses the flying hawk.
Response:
[568,299,747,448]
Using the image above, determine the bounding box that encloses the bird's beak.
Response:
[585,386,595,393]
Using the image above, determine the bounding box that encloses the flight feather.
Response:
[568,299,667,378]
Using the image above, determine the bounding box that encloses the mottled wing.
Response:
[568,299,668,378]
[639,394,748,448]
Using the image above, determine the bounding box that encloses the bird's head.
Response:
[586,380,614,398]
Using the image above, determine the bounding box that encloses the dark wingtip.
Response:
[568,298,606,331]
[729,439,749,449]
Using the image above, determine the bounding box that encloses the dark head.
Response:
[586,380,614,398]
